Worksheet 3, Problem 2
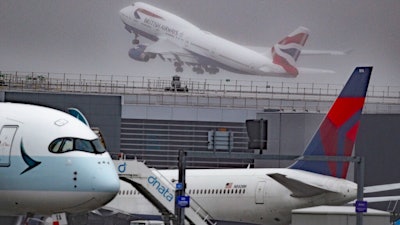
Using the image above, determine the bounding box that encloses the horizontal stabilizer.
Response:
[297,67,335,74]
[364,183,400,193]
[268,173,334,198]
[362,196,400,203]
[348,196,400,204]
[301,49,352,56]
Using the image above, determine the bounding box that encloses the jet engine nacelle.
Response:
[129,44,150,62]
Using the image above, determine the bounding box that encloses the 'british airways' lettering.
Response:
[143,18,178,36]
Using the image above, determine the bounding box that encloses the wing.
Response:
[129,37,221,74]
[141,37,198,64]
[145,37,184,53]
[268,173,336,198]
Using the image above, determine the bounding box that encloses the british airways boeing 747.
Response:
[120,2,338,77]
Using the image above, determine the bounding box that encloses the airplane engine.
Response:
[205,66,219,74]
[128,45,150,62]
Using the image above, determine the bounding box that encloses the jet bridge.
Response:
[114,159,216,225]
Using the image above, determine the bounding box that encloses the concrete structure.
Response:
[292,206,390,225]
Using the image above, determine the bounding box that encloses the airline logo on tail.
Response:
[271,27,309,76]
[290,67,372,178]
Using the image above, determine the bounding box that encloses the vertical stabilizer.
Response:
[271,26,309,76]
[290,67,372,178]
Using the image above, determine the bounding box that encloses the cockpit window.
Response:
[92,139,106,153]
[49,137,106,154]
[62,138,73,152]
[74,139,94,153]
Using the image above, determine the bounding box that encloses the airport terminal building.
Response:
[1,71,400,224]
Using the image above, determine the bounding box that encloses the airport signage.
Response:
[355,200,368,213]
[176,195,190,208]
[176,182,183,191]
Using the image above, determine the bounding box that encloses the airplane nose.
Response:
[91,160,120,205]
[119,6,132,20]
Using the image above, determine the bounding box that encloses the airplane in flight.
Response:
[0,103,120,224]
[104,67,374,225]
[119,2,338,77]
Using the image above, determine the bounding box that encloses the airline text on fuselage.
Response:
[143,18,178,37]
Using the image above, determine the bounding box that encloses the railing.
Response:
[1,71,399,113]
[117,157,217,225]
[151,168,217,225]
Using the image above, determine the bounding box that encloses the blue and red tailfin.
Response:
[290,67,372,178]
[271,26,309,76]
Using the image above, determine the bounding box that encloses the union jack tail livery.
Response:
[290,67,372,178]
[271,27,309,76]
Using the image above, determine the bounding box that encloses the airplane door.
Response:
[0,125,18,167]
[255,181,266,204]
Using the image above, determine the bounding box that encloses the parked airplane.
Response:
[0,103,120,223]
[104,67,372,225]
[119,2,336,77]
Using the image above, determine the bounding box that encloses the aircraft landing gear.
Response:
[132,33,139,45]
[132,39,139,45]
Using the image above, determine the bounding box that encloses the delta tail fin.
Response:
[271,26,309,76]
[290,67,372,178]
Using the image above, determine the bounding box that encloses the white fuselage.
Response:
[119,3,286,76]
[107,168,357,225]
[0,103,120,216]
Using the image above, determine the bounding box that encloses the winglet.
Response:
[290,67,372,178]
[271,26,309,76]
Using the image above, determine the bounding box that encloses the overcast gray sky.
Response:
[0,0,399,86]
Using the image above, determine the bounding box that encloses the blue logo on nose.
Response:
[118,162,126,173]
[20,140,41,175]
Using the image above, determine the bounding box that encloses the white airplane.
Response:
[0,103,120,223]
[104,67,373,225]
[119,2,337,77]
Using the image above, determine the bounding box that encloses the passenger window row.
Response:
[188,188,246,195]
[118,188,246,196]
